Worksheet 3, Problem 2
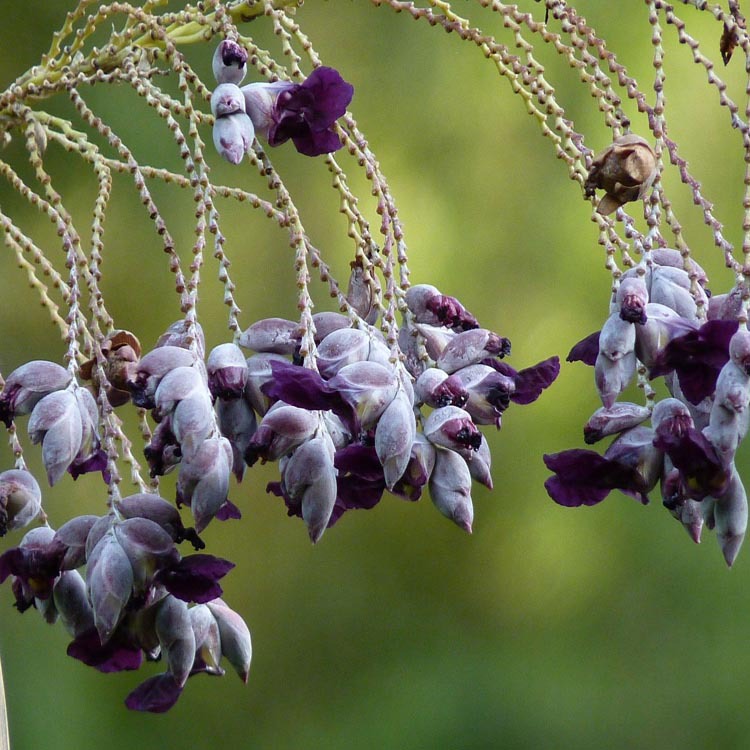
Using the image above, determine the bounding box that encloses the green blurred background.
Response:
[2,2,749,748]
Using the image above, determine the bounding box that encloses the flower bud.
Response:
[53,569,95,638]
[245,353,289,415]
[54,513,100,569]
[0,469,41,536]
[616,276,649,324]
[633,302,695,369]
[245,402,320,464]
[429,447,474,533]
[212,40,248,85]
[211,83,246,117]
[446,364,515,427]
[414,368,468,408]
[375,387,417,490]
[177,436,233,532]
[713,469,748,567]
[129,346,198,409]
[392,434,436,500]
[595,313,636,408]
[155,595,196,687]
[423,405,482,458]
[153,365,208,420]
[86,529,134,642]
[190,604,223,675]
[206,598,253,682]
[155,320,205,357]
[346,262,380,324]
[171,392,216,458]
[213,111,254,165]
[28,389,83,485]
[143,416,182,477]
[649,267,703,321]
[327,361,400,430]
[436,329,511,374]
[585,134,657,215]
[216,395,257,480]
[116,493,203,550]
[583,402,651,444]
[405,284,478,331]
[467,434,493,490]
[207,343,248,400]
[283,433,338,542]
[0,360,73,429]
[239,317,300,354]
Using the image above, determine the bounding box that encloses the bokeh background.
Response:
[1,2,749,748]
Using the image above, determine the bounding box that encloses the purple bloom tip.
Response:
[125,673,184,713]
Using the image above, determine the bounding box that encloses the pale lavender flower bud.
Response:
[393,434,436,499]
[583,402,652,444]
[436,329,511,374]
[405,284,478,331]
[467,434,493,490]
[216,396,257,480]
[423,405,482,458]
[650,267,704,321]
[322,412,351,449]
[245,353,289,415]
[113,518,180,598]
[615,276,649,324]
[328,361,400,430]
[595,313,636,408]
[189,604,223,675]
[713,469,748,567]
[284,433,337,542]
[213,111,254,164]
[171,393,216,458]
[239,318,300,354]
[729,328,750,373]
[414,368,468,409]
[0,469,41,536]
[0,360,72,427]
[155,320,205,357]
[634,302,694,369]
[28,389,83,485]
[210,83,246,117]
[54,514,100,569]
[53,569,94,638]
[212,40,248,85]
[206,598,253,682]
[405,284,441,320]
[155,595,196,687]
[245,402,320,464]
[129,346,198,409]
[311,312,350,342]
[177,436,233,533]
[316,327,371,378]
[651,248,708,286]
[154,365,208,420]
[429,447,474,533]
[207,343,248,400]
[446,364,515,427]
[115,493,203,550]
[86,529,134,642]
[412,322,457,361]
[346,263,379,324]
[375,387,417,490]
[84,513,114,561]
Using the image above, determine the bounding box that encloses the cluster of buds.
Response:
[0,361,107,485]
[545,247,750,565]
[0,492,249,712]
[211,40,354,161]
[236,283,559,539]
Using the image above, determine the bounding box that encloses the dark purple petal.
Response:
[68,449,110,482]
[292,129,344,157]
[543,449,649,507]
[653,425,729,499]
[215,500,242,521]
[567,331,600,366]
[650,319,739,404]
[299,67,354,130]
[156,554,235,604]
[262,360,343,413]
[125,673,183,713]
[67,627,143,672]
[510,356,561,405]
[334,443,386,482]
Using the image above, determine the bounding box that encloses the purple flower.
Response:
[67,626,144,673]
[486,356,561,405]
[125,673,183,713]
[650,319,739,404]
[567,331,600,366]
[155,554,235,604]
[543,426,662,507]
[243,67,354,157]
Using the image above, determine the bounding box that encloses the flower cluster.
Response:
[0,492,249,712]
[545,246,750,566]
[237,283,559,539]
[211,40,354,161]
